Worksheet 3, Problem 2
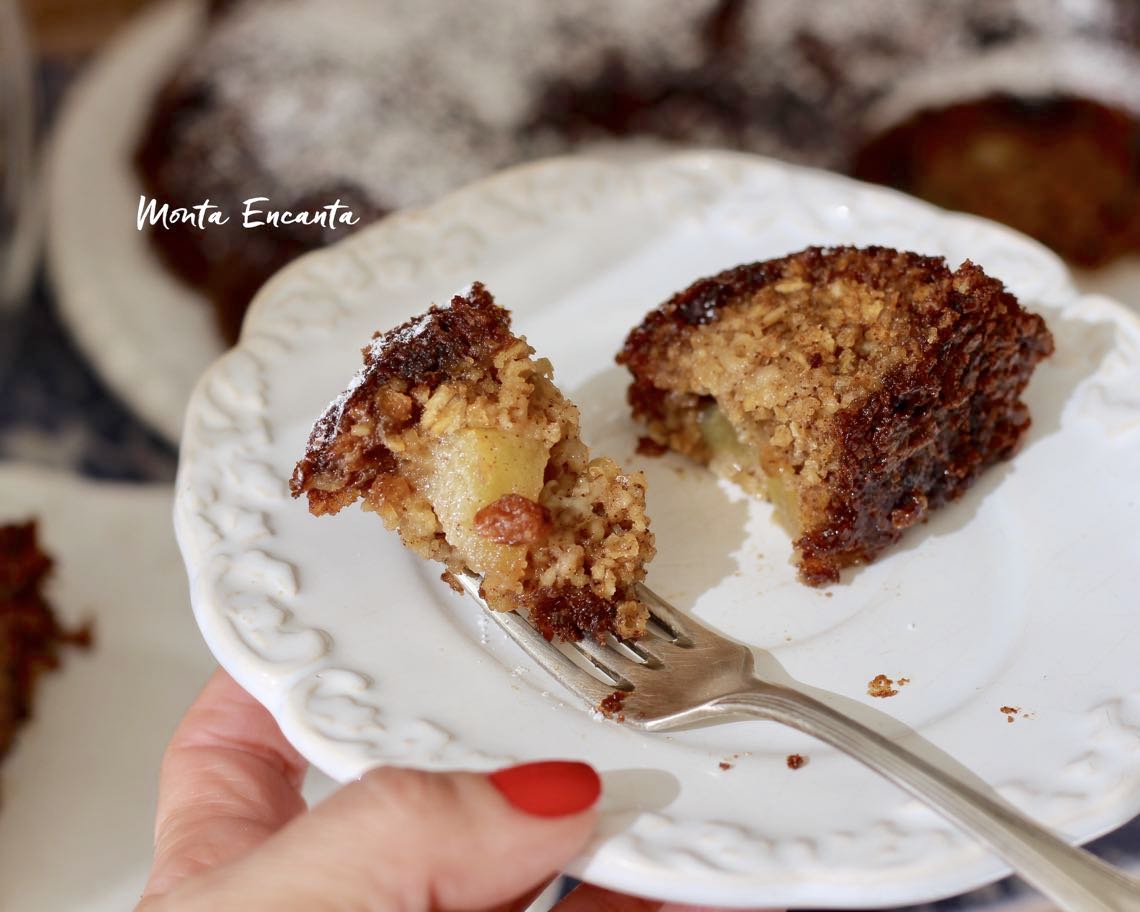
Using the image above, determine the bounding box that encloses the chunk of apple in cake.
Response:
[618,246,1053,585]
[291,283,654,641]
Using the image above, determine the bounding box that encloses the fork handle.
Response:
[714,687,1140,912]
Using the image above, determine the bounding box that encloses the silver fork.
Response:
[457,572,1140,911]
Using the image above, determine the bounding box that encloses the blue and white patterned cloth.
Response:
[0,277,176,481]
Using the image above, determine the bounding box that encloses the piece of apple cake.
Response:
[291,283,654,641]
[617,246,1053,585]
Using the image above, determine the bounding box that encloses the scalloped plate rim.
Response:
[175,150,1140,908]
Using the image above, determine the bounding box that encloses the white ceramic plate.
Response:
[46,0,214,444]
[174,151,1140,908]
[0,467,209,911]
[1073,258,1140,312]
[0,466,337,911]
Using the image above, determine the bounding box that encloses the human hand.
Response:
[138,669,777,911]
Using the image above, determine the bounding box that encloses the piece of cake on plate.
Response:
[292,283,655,642]
[617,246,1053,585]
[1,522,89,766]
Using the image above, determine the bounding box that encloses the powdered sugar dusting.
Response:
[179,0,716,209]
[312,364,368,449]
[170,0,1140,207]
[733,0,1139,165]
[865,38,1140,132]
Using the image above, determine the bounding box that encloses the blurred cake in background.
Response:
[1,522,89,772]
[135,0,1140,342]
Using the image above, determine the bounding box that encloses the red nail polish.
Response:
[489,760,601,818]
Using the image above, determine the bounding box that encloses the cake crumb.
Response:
[719,760,733,771]
[600,690,627,720]
[897,676,910,687]
[868,674,898,698]
[635,436,668,457]
[786,753,807,770]
[1000,705,1021,723]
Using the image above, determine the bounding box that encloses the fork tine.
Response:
[604,632,662,668]
[635,583,695,647]
[457,573,619,706]
[486,609,626,697]
[568,637,634,690]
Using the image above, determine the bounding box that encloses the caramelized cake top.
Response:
[293,282,514,493]
[622,244,1045,386]
[619,245,1053,479]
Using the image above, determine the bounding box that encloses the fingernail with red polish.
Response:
[489,760,601,818]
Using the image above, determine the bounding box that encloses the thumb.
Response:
[156,761,601,911]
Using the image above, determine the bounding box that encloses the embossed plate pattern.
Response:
[175,152,1140,908]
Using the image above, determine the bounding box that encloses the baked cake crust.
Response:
[618,246,1054,584]
[292,284,655,641]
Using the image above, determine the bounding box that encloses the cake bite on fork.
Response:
[291,283,655,642]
